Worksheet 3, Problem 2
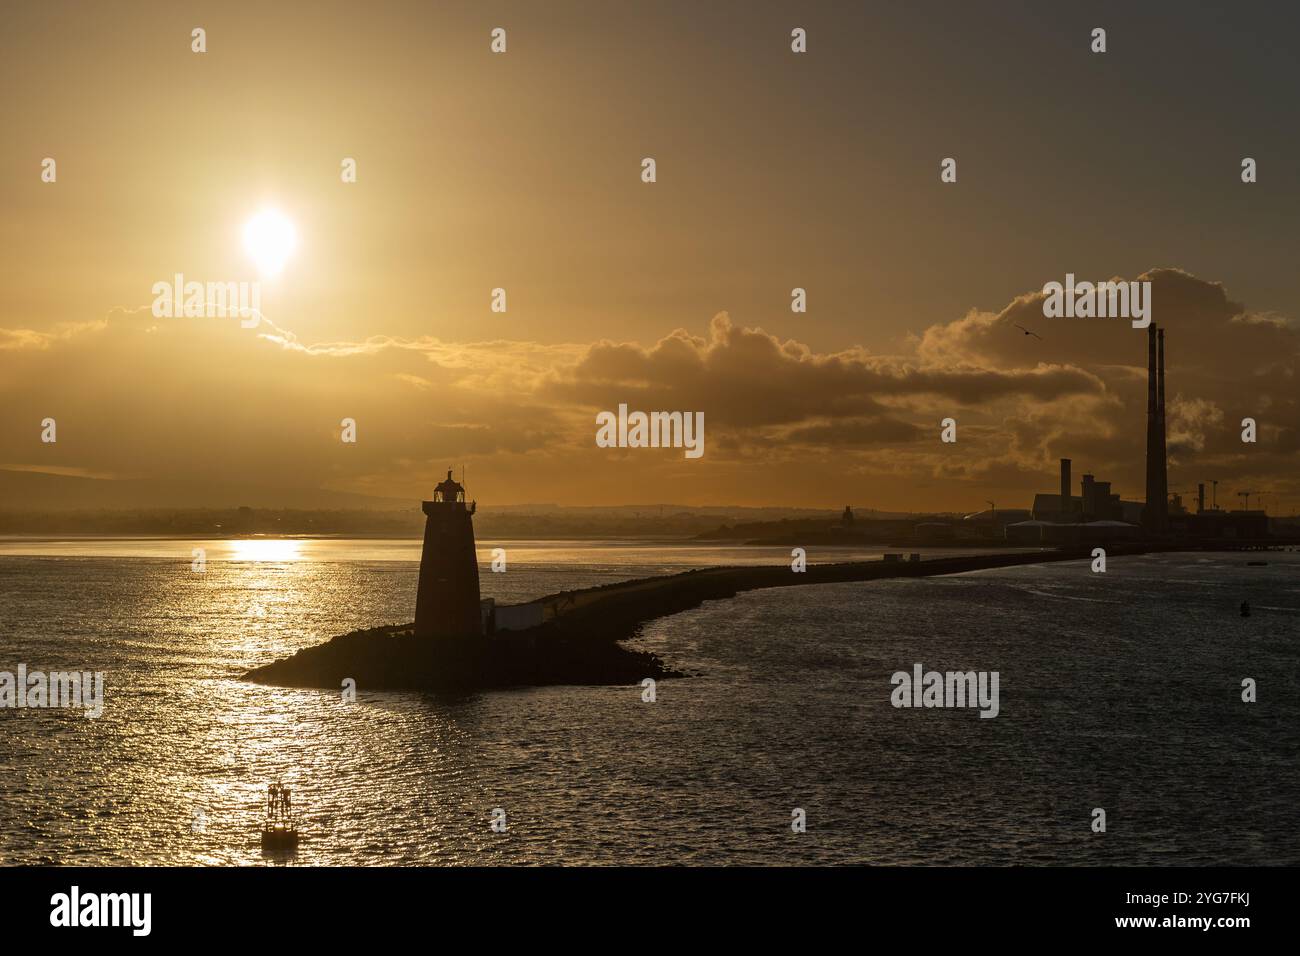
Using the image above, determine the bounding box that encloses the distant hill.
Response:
[0,470,868,538]
[0,469,411,511]
[0,471,852,518]
[0,469,926,538]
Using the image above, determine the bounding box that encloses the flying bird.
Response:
[1013,324,1043,339]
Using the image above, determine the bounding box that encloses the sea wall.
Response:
[244,545,1153,692]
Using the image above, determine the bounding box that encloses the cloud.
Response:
[0,309,570,499]
[1167,396,1225,456]
[780,417,925,448]
[548,312,1103,427]
[0,268,1296,508]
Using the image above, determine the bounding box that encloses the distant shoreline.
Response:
[3,534,1293,562]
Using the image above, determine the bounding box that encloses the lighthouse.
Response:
[414,469,482,638]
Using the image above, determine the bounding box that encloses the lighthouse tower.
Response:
[414,469,482,638]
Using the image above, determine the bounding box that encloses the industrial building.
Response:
[1005,518,1142,545]
[1167,481,1270,539]
[1014,325,1271,543]
[1030,458,1143,524]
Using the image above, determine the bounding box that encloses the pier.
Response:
[244,544,1180,692]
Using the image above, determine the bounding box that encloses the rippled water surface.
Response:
[1,540,1297,865]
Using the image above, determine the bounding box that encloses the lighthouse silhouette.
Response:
[414,469,482,638]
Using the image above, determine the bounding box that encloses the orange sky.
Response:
[2,2,1298,511]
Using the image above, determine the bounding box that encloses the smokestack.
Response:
[1157,327,1168,514]
[1157,328,1166,419]
[1198,482,1205,515]
[1060,458,1071,518]
[1143,325,1167,533]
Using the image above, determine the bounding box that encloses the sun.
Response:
[242,208,298,276]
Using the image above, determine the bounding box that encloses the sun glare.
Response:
[242,209,298,276]
[228,539,303,562]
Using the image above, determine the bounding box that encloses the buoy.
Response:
[261,781,299,854]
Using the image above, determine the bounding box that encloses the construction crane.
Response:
[1237,490,1261,511]
[1210,479,1219,511]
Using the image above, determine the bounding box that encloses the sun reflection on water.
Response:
[227,539,304,562]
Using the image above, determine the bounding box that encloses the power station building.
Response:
[1028,457,1142,525]
[1015,324,1272,543]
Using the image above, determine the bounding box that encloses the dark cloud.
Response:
[550,312,1103,427]
[1,268,1295,509]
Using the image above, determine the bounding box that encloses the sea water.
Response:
[0,541,1296,865]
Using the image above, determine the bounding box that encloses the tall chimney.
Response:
[1143,325,1166,533]
[1157,327,1168,517]
[1157,328,1166,413]
[1197,482,1205,515]
[1060,458,1071,519]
